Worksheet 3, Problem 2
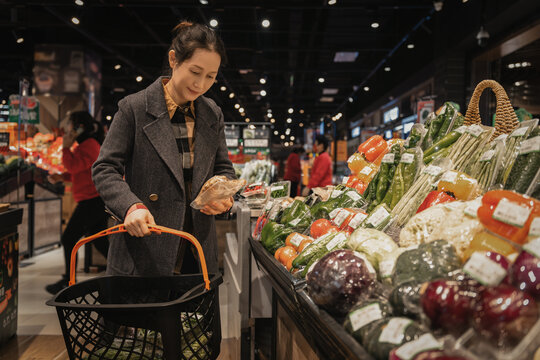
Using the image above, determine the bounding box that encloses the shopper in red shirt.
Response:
[284,146,305,197]
[45,111,109,294]
[307,135,333,191]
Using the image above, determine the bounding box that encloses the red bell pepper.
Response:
[357,135,388,163]
[416,190,456,213]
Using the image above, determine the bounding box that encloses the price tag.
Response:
[225,138,239,147]
[331,190,344,199]
[290,233,305,248]
[479,149,496,162]
[333,210,350,227]
[493,198,532,228]
[511,127,528,137]
[464,252,508,286]
[329,208,341,219]
[342,176,350,185]
[382,153,395,164]
[271,185,284,192]
[347,191,362,202]
[265,200,274,211]
[359,166,373,176]
[325,233,347,251]
[530,217,540,237]
[404,138,410,147]
[367,206,390,227]
[395,333,442,360]
[401,153,415,164]
[348,212,368,229]
[519,136,540,155]
[289,218,301,227]
[440,171,458,183]
[466,124,485,137]
[423,165,443,177]
[379,318,412,345]
[455,126,467,134]
[464,198,482,218]
[348,304,383,332]
[496,134,508,142]
[524,238,540,259]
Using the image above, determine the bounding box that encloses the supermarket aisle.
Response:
[0,247,234,359]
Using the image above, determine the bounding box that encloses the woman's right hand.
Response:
[124,205,156,237]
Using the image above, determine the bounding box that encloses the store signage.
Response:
[244,138,268,148]
[336,140,348,162]
[8,95,39,124]
[225,138,239,148]
[225,126,240,138]
[351,126,360,138]
[417,100,434,124]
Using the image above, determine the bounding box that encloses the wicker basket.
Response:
[464,79,519,139]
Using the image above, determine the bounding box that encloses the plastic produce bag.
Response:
[505,126,540,194]
[346,227,398,271]
[498,118,538,185]
[436,170,482,200]
[191,176,246,210]
[404,123,427,149]
[241,182,268,208]
[470,135,507,191]
[269,180,291,199]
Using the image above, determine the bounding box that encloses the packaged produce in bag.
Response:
[504,126,540,194]
[191,176,246,210]
[436,170,481,200]
[462,229,518,261]
[511,237,540,299]
[382,147,423,210]
[269,180,291,199]
[241,182,268,208]
[362,203,393,230]
[446,124,495,173]
[470,135,507,191]
[416,190,456,213]
[424,102,460,148]
[346,227,397,272]
[526,166,540,200]
[310,188,365,220]
[344,297,393,345]
[252,198,274,240]
[329,208,368,234]
[404,123,427,149]
[342,175,368,194]
[357,135,388,163]
[422,129,463,165]
[260,221,295,254]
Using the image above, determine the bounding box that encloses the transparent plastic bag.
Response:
[190,176,246,210]
[470,136,507,191]
[269,180,291,199]
[241,182,268,208]
[404,123,427,149]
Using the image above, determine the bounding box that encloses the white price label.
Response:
[265,200,274,210]
[395,333,442,360]
[290,233,305,248]
[359,166,373,176]
[347,191,362,202]
[349,304,383,332]
[530,217,540,237]
[511,127,528,137]
[524,238,540,259]
[244,138,268,148]
[325,233,347,251]
[347,154,356,164]
[382,153,395,164]
[464,198,482,218]
[455,126,467,134]
[496,134,508,142]
[493,198,532,228]
[329,208,341,219]
[333,210,350,227]
[379,258,396,278]
[226,138,239,147]
[348,212,368,229]
[519,136,540,155]
[314,232,333,244]
[479,149,496,162]
[466,124,485,137]
[440,171,458,183]
[379,318,412,345]
[271,185,284,192]
[331,190,344,199]
[423,165,443,177]
[342,176,350,185]
[289,218,301,227]
[463,252,508,286]
[368,206,390,227]
[400,153,415,164]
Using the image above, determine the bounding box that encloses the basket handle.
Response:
[464,79,519,139]
[69,224,211,290]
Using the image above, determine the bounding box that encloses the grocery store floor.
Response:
[0,247,235,360]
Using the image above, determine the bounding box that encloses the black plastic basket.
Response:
[47,224,222,360]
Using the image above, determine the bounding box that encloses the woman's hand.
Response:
[200,196,233,216]
[124,206,156,237]
[63,130,77,149]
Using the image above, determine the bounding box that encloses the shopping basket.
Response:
[46,224,222,360]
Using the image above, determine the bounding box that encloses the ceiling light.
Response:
[209,19,218,28]
[323,88,339,95]
[16,37,24,44]
[284,142,289,146]
[333,51,358,63]
[240,112,245,116]
[274,130,278,135]
[318,77,325,83]
[320,96,334,102]
[106,115,112,121]
[515,63,521,68]
[199,0,208,4]
[260,90,267,96]
[384,66,391,72]
[234,104,240,109]
[371,22,379,29]
[407,43,414,49]
[114,64,122,70]
[280,135,285,140]
[238,107,244,113]
[286,118,292,123]
[261,19,270,28]
[521,62,528,67]
[462,0,468,2]
[136,75,143,82]
[290,136,295,141]
[229,93,235,98]
[259,78,266,84]
[348,97,354,103]
[433,0,444,11]
[220,86,226,91]
[71,17,80,25]
[363,86,370,91]
[299,109,304,114]
[75,0,84,5]
[288,108,294,114]
[285,129,291,135]
[1,100,6,105]
[268,108,272,113]
[328,0,337,4]
[299,123,304,127]
[245,118,250,122]
[270,118,276,123]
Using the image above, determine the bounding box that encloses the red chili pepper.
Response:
[416,190,456,213]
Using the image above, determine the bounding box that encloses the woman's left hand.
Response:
[63,130,77,149]
[200,196,233,215]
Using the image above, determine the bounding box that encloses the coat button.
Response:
[149,194,159,201]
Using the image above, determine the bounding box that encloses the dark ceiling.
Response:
[1,0,539,143]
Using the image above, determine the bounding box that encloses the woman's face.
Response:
[168,48,221,104]
[314,141,324,154]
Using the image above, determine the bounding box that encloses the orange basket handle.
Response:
[69,224,211,290]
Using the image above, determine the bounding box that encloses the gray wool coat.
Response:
[92,77,235,276]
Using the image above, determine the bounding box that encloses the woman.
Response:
[45,111,109,295]
[284,146,304,197]
[92,21,234,278]
[307,135,333,190]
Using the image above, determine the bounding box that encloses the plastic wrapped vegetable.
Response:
[498,118,538,185]
[378,247,409,284]
[292,231,343,268]
[431,102,459,145]
[416,191,455,213]
[329,208,367,234]
[390,281,425,317]
[505,126,540,194]
[344,297,393,345]
[405,124,427,149]
[362,204,392,230]
[191,176,246,209]
[269,181,290,199]
[446,125,494,173]
[392,240,462,286]
[346,228,398,271]
[310,188,365,219]
[382,147,422,209]
[470,135,507,191]
[369,142,403,211]
[306,249,376,316]
[260,221,295,254]
[358,135,388,163]
[436,170,481,201]
[511,238,540,299]
[463,229,518,261]
[423,130,462,164]
[279,199,313,232]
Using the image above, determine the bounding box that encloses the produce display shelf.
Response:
[0,168,33,198]
[250,237,373,360]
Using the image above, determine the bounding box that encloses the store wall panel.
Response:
[33,199,61,250]
[276,302,319,360]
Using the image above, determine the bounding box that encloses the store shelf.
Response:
[0,168,33,199]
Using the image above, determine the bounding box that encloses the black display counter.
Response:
[250,237,373,360]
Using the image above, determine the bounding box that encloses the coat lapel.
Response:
[192,97,218,199]
[143,77,185,192]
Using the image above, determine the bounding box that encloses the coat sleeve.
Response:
[212,107,236,180]
[92,98,143,220]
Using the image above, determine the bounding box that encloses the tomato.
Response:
[310,219,338,238]
[274,247,285,261]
